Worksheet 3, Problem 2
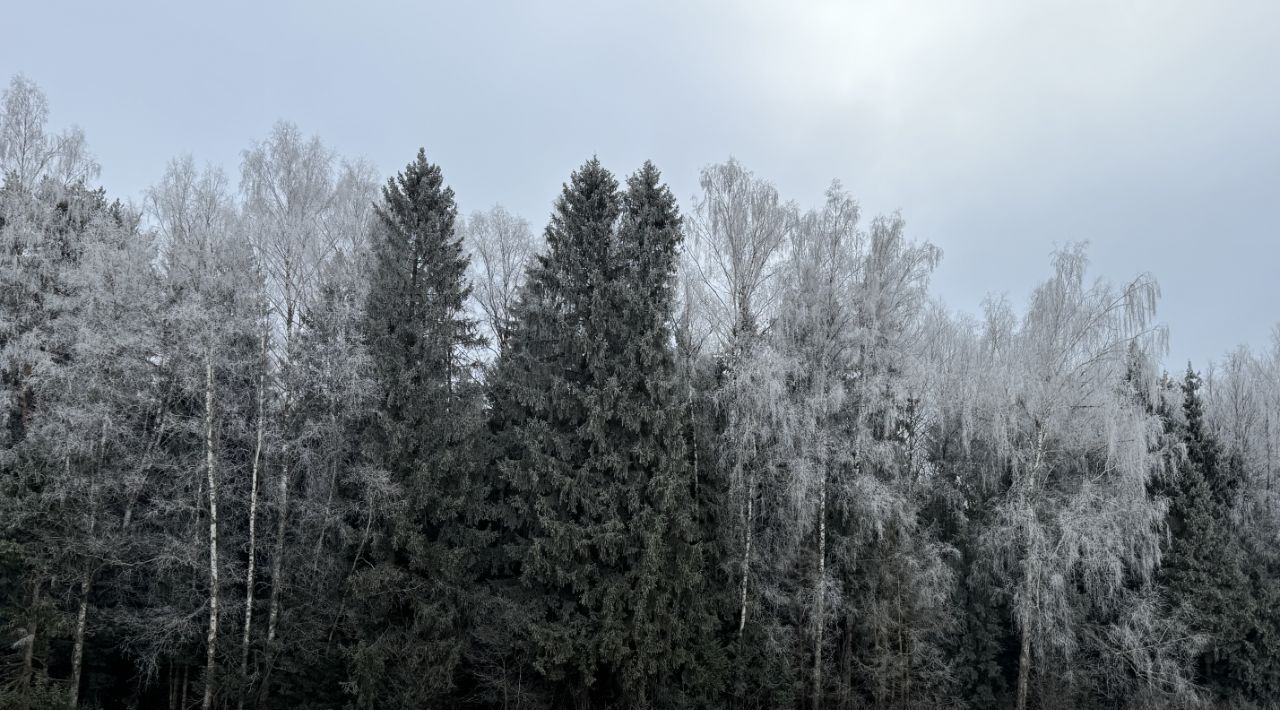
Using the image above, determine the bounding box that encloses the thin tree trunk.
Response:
[313,460,337,570]
[169,662,178,710]
[898,566,910,706]
[239,334,267,710]
[841,620,853,710]
[203,358,220,710]
[328,503,374,644]
[312,378,340,571]
[65,445,96,710]
[266,463,289,644]
[1015,627,1031,710]
[1015,430,1046,710]
[68,568,93,709]
[181,665,189,710]
[813,480,827,710]
[123,402,167,532]
[261,313,296,705]
[737,478,754,637]
[688,368,698,494]
[1266,409,1273,513]
[19,582,40,710]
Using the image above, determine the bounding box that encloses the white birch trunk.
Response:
[737,478,754,637]
[239,333,267,709]
[203,358,220,710]
[1015,429,1047,710]
[1016,628,1031,710]
[68,448,100,710]
[67,568,92,709]
[267,317,295,647]
[813,479,827,710]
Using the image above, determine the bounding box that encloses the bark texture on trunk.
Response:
[68,569,93,709]
[737,480,754,637]
[813,481,827,710]
[1016,628,1031,710]
[168,662,177,710]
[203,358,220,710]
[266,462,289,644]
[239,334,267,709]
[19,583,41,710]
[1015,429,1047,710]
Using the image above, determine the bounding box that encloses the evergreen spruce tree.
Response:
[488,159,719,708]
[1182,363,1280,706]
[488,158,627,707]
[1237,515,1280,704]
[612,162,723,707]
[351,148,484,708]
[1159,367,1252,703]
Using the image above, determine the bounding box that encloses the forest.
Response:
[1,72,1278,710]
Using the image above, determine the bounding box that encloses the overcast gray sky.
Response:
[4,0,1277,369]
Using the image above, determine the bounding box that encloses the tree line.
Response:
[2,74,1279,710]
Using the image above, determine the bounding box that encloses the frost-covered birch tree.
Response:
[238,125,376,692]
[971,245,1171,710]
[780,193,951,709]
[774,184,860,709]
[460,204,535,354]
[686,160,793,670]
[0,75,98,192]
[148,156,264,709]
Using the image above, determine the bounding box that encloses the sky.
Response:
[3,0,1277,369]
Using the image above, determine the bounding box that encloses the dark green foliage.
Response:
[487,158,642,706]
[349,148,485,708]
[0,677,74,710]
[1236,522,1280,704]
[1159,368,1255,706]
[930,478,1017,710]
[484,159,721,708]
[612,163,724,708]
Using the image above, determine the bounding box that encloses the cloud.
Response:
[2,0,1276,368]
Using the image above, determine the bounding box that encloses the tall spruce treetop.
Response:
[490,159,714,707]
[616,162,680,332]
[365,147,481,469]
[491,160,624,705]
[1183,366,1245,508]
[1159,365,1252,701]
[353,148,483,708]
[613,163,720,707]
